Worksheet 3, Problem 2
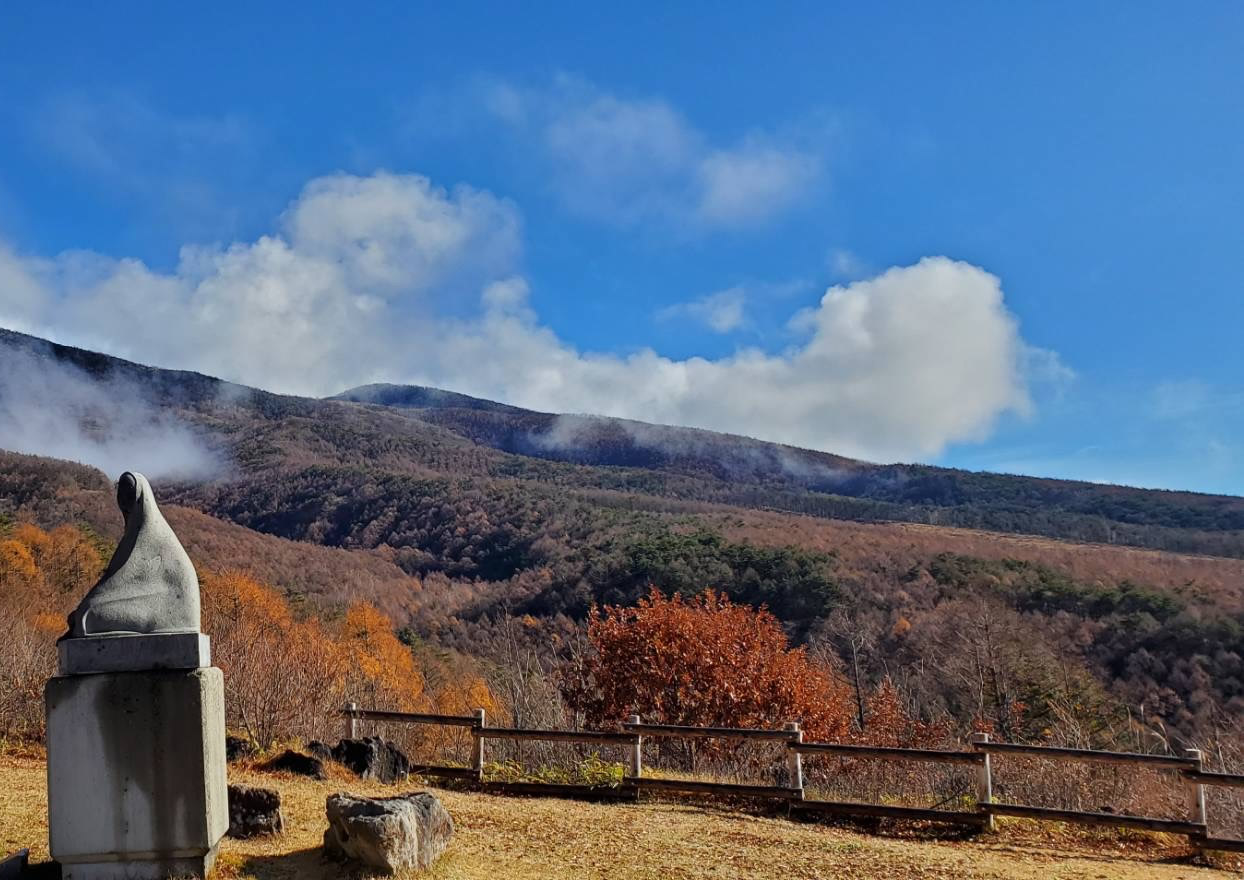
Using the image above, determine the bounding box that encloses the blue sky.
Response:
[0,2,1241,494]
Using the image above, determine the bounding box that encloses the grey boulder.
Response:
[324,792,453,874]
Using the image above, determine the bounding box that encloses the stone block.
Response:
[57,632,211,676]
[46,668,228,880]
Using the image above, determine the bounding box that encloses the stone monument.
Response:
[45,472,228,879]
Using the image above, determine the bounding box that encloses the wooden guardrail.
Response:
[341,705,1244,851]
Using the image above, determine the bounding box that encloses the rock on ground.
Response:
[307,740,334,762]
[260,749,326,780]
[332,737,411,784]
[227,783,284,838]
[226,734,257,762]
[324,791,453,874]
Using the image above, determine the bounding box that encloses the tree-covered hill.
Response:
[5,326,1244,746]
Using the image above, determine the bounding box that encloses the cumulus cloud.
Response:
[0,170,1046,462]
[1,172,521,395]
[476,77,823,230]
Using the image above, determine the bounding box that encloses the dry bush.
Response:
[0,524,105,740]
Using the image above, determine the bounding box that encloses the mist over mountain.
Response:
[4,327,1243,560]
[6,326,1244,745]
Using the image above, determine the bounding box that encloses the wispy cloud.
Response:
[469,76,826,232]
[1152,378,1213,420]
[30,91,264,239]
[658,287,747,333]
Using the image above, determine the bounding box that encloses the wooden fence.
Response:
[341,703,1244,853]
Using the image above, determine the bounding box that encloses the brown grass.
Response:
[3,755,1241,879]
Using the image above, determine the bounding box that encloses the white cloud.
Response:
[0,170,1043,462]
[658,287,747,333]
[477,77,823,231]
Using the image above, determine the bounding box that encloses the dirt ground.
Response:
[2,755,1240,880]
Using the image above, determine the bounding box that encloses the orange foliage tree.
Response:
[564,589,852,743]
[201,571,345,748]
[0,520,492,750]
[340,601,425,712]
[0,523,106,739]
[201,574,433,748]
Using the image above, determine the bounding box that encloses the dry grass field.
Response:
[3,755,1242,880]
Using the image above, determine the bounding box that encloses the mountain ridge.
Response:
[2,326,1243,562]
[6,327,1244,742]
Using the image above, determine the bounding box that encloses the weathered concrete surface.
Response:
[46,668,228,879]
[57,632,211,676]
[324,791,453,873]
[63,472,201,639]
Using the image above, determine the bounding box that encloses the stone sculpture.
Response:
[56,472,210,676]
[45,470,227,880]
[64,471,200,637]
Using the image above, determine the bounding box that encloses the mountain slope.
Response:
[5,327,1244,743]
[4,326,1243,559]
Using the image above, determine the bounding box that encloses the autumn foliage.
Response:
[0,523,106,739]
[0,521,491,749]
[565,589,854,742]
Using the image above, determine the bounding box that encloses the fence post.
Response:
[1184,747,1207,846]
[471,708,486,780]
[784,721,804,797]
[970,732,995,831]
[627,714,642,779]
[344,702,358,739]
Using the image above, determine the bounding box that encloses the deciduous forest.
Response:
[3,328,1244,776]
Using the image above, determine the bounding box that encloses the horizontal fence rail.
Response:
[622,721,798,741]
[972,740,1199,770]
[340,705,1244,854]
[478,727,637,745]
[344,708,478,727]
[1186,770,1244,788]
[981,802,1206,836]
[793,799,989,827]
[794,742,984,766]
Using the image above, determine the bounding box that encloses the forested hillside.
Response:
[3,327,1244,752]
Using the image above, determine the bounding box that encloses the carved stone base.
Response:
[46,668,228,879]
[57,632,210,675]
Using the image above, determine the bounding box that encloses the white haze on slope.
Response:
[0,170,1060,463]
[0,347,223,480]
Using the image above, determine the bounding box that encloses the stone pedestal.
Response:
[45,668,228,880]
[58,633,211,676]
